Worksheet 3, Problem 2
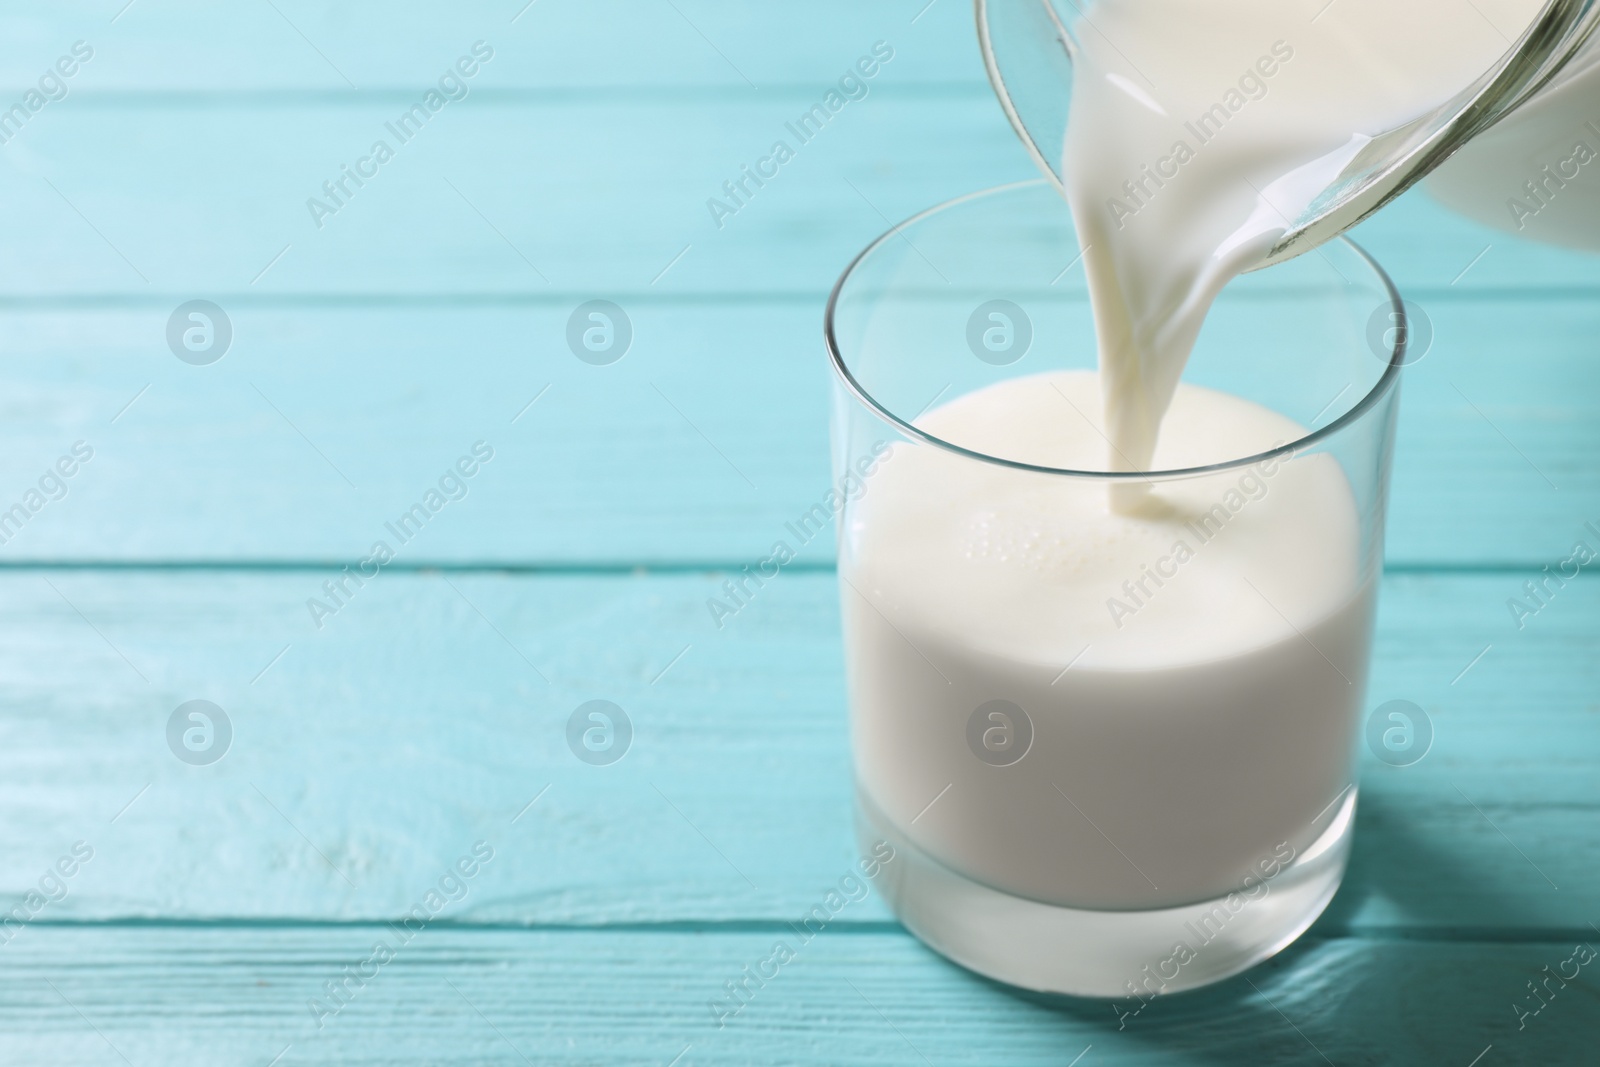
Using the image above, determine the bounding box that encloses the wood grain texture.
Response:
[0,0,1586,297]
[0,294,1592,566]
[0,926,1593,1066]
[0,9,1589,571]
[0,0,990,92]
[0,569,1592,932]
[1,95,1595,298]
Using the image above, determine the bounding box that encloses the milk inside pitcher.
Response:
[977,0,1600,261]
[1428,39,1600,249]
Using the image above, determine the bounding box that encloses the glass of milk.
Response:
[825,180,1404,997]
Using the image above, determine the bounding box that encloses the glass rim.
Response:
[823,179,1407,482]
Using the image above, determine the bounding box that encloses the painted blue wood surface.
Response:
[0,2,1595,1064]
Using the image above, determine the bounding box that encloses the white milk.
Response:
[1061,0,1542,505]
[846,371,1373,908]
[1429,43,1600,248]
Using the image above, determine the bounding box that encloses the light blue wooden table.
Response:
[0,2,1595,1063]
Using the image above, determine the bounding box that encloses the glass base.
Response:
[858,785,1355,998]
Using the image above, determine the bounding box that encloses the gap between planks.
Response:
[0,561,1574,575]
[7,920,1600,944]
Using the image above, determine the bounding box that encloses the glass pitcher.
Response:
[977,0,1600,262]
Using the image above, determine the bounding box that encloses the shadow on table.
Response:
[961,790,1595,1065]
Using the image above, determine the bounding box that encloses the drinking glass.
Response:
[825,180,1405,996]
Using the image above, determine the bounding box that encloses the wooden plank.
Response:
[0,569,1592,932]
[1353,186,1600,297]
[0,0,986,92]
[0,926,1592,1065]
[0,291,1592,566]
[0,94,1022,297]
[0,92,1591,298]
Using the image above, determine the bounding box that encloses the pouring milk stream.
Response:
[1054,0,1570,504]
